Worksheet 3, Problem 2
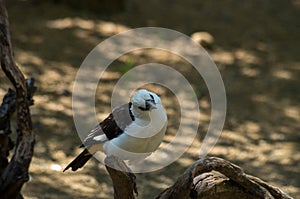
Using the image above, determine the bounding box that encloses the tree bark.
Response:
[105,156,293,199]
[156,157,293,199]
[0,0,36,198]
[105,156,138,199]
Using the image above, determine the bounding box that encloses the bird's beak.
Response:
[146,100,157,110]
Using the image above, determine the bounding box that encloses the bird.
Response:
[63,89,168,172]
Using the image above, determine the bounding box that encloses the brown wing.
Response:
[81,102,134,148]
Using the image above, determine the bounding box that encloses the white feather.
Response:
[93,134,108,142]
[103,91,167,161]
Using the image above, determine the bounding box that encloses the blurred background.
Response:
[0,0,299,198]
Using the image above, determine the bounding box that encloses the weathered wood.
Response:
[191,172,256,199]
[105,156,138,199]
[103,154,293,199]
[0,89,16,174]
[0,0,36,198]
[104,156,292,199]
[246,175,293,199]
[156,157,293,199]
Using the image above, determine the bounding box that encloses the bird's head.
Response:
[130,89,162,119]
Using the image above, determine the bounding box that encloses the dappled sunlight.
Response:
[16,50,44,66]
[24,157,111,198]
[211,48,262,67]
[211,50,235,65]
[47,18,95,30]
[40,117,68,128]
[272,69,293,80]
[237,121,261,134]
[47,17,129,37]
[284,106,300,120]
[234,49,261,65]
[252,94,269,103]
[17,33,44,45]
[240,66,260,77]
[101,71,121,80]
[222,130,250,144]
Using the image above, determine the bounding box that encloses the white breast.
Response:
[103,104,167,161]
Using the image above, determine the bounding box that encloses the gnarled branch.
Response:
[156,157,292,199]
[0,0,36,198]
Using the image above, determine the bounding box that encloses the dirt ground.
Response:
[1,0,299,198]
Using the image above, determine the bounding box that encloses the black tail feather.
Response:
[63,149,93,172]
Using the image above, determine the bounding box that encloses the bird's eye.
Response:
[149,94,154,100]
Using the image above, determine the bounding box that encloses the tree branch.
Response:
[0,0,36,198]
[156,157,293,199]
[105,156,138,199]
